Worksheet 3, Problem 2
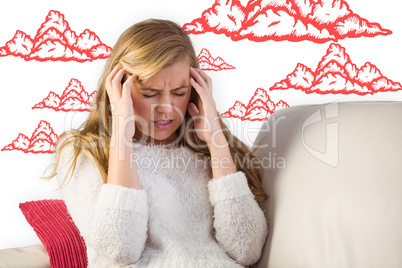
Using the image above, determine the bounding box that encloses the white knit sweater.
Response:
[57,142,268,267]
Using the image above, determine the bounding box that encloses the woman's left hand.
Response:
[188,67,223,145]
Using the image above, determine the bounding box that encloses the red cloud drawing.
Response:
[183,0,391,43]
[2,121,59,154]
[32,78,96,111]
[270,43,402,95]
[0,10,111,62]
[197,48,235,71]
[221,88,289,121]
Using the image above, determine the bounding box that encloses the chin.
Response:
[135,129,179,145]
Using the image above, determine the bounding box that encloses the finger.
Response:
[187,102,199,118]
[202,71,213,94]
[190,76,205,100]
[190,67,208,89]
[111,68,127,93]
[190,73,209,101]
[190,77,214,111]
[106,66,125,104]
[106,65,122,82]
[106,66,123,90]
[122,74,138,99]
[194,68,212,87]
[192,68,212,92]
[107,68,127,104]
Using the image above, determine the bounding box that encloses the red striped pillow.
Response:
[19,199,87,268]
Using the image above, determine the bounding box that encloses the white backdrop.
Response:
[1,0,401,249]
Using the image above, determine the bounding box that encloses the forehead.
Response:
[141,60,191,88]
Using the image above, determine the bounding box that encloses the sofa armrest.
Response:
[252,102,402,268]
[0,244,50,268]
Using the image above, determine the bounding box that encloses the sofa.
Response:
[1,101,401,268]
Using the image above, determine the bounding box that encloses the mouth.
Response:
[152,119,174,129]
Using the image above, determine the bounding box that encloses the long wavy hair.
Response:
[45,19,267,203]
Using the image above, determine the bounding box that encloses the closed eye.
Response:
[143,94,156,98]
[144,92,186,98]
[141,85,190,98]
[174,92,186,97]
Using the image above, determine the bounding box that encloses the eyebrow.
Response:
[139,85,190,92]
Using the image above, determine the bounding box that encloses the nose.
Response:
[156,95,174,114]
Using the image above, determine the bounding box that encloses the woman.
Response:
[49,19,268,267]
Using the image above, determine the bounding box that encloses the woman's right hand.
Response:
[105,66,138,142]
[106,66,141,189]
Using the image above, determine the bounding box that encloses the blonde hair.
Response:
[46,19,267,203]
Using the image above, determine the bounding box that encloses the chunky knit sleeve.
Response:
[56,145,148,265]
[208,171,268,266]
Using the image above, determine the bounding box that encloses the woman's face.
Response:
[131,59,192,144]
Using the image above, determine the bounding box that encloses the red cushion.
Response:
[19,199,88,268]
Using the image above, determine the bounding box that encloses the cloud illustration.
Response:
[243,106,270,121]
[270,43,402,95]
[89,44,111,58]
[197,48,235,71]
[220,101,247,119]
[308,0,351,25]
[2,31,34,58]
[371,77,402,93]
[36,9,69,37]
[309,73,371,95]
[272,63,315,89]
[314,61,347,83]
[275,100,289,110]
[355,62,382,84]
[221,88,289,121]
[184,0,391,43]
[28,40,90,61]
[236,9,334,42]
[333,14,392,38]
[185,0,246,35]
[245,0,296,20]
[32,78,96,111]
[316,41,350,70]
[33,92,61,109]
[2,121,59,154]
[247,88,275,111]
[1,134,30,152]
[0,10,111,61]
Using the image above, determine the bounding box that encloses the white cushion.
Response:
[0,244,50,268]
[252,102,402,268]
